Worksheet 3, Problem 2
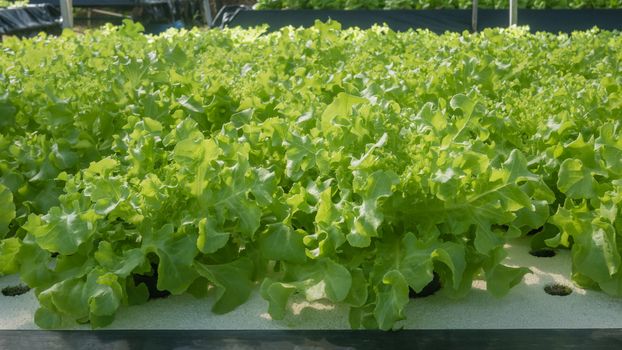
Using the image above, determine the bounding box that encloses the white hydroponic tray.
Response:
[1,239,621,330]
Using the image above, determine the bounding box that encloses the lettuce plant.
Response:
[1,21,622,329]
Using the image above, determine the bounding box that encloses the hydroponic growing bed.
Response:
[233,0,622,33]
[0,3,60,36]
[1,20,622,340]
[2,238,622,330]
[217,8,622,33]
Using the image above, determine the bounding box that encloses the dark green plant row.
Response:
[254,0,622,9]
[1,21,621,330]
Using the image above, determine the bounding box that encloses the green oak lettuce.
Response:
[1,21,622,330]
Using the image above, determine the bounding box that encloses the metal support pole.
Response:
[60,0,73,28]
[509,0,517,26]
[202,0,213,27]
[472,0,478,32]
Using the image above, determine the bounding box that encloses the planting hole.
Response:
[409,273,441,299]
[132,263,171,300]
[1,284,31,297]
[544,283,572,296]
[527,227,544,236]
[529,248,556,258]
